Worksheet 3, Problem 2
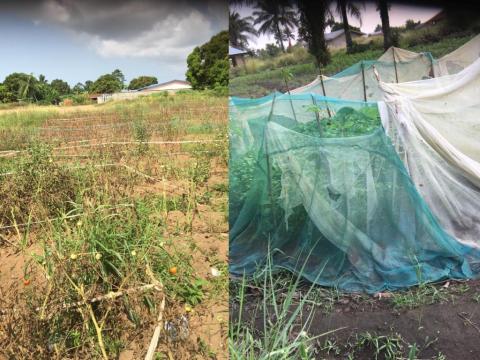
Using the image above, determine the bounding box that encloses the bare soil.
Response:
[231,279,480,359]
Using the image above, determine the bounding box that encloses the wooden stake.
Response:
[361,61,367,102]
[392,47,399,83]
[430,53,435,78]
[310,94,323,136]
[318,71,332,118]
[284,78,298,123]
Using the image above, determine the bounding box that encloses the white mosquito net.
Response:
[379,58,480,248]
[434,34,480,76]
[292,35,480,100]
[291,47,434,101]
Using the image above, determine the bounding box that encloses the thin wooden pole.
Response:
[392,47,399,83]
[318,71,332,118]
[311,94,323,136]
[430,54,435,78]
[284,78,298,123]
[361,61,367,102]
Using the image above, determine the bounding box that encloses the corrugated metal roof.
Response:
[325,29,366,41]
[137,80,191,91]
[229,46,248,56]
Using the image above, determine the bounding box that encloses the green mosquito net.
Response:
[229,93,480,293]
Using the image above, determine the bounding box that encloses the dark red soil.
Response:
[231,279,480,359]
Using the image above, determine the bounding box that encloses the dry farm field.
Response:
[0,92,228,359]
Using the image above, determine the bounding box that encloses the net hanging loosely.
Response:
[378,57,480,249]
[291,48,434,101]
[229,93,480,293]
[434,34,480,76]
[291,35,480,100]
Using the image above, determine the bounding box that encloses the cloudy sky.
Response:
[0,0,227,86]
[233,1,442,50]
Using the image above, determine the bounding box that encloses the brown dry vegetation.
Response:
[0,92,228,359]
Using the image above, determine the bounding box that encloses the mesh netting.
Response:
[292,35,480,100]
[379,58,480,250]
[229,93,480,292]
[292,47,434,101]
[434,34,480,76]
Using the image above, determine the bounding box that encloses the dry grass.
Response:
[0,92,228,359]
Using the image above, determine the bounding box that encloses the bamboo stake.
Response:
[145,264,166,360]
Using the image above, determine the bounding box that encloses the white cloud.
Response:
[88,10,212,59]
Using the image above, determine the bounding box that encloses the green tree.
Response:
[297,1,330,66]
[336,0,363,53]
[229,11,257,49]
[84,80,93,92]
[90,74,123,94]
[0,84,16,103]
[253,0,297,52]
[257,43,282,58]
[111,69,125,87]
[3,73,33,98]
[38,74,47,84]
[50,79,71,96]
[405,19,420,30]
[73,83,85,93]
[377,0,393,50]
[36,83,60,104]
[186,31,228,90]
[128,76,158,90]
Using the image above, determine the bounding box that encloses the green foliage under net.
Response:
[229,93,480,293]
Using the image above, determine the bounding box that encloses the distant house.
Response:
[416,10,446,29]
[137,80,191,94]
[325,29,367,49]
[229,46,248,67]
[94,80,191,104]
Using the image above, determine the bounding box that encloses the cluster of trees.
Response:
[186,31,228,90]
[230,0,396,65]
[0,69,161,104]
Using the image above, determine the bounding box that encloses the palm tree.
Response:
[336,0,363,53]
[377,0,392,50]
[283,26,295,49]
[229,11,257,49]
[38,74,47,84]
[18,74,37,102]
[297,1,330,66]
[252,0,297,52]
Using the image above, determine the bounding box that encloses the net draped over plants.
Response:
[292,35,480,101]
[229,93,480,293]
[379,57,480,250]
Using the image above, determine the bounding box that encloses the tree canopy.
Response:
[128,76,158,90]
[90,72,123,94]
[50,79,71,96]
[186,31,228,90]
[230,11,257,49]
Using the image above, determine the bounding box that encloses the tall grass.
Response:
[229,250,339,359]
